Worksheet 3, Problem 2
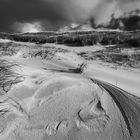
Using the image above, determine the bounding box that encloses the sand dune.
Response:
[0,58,140,140]
[0,41,140,140]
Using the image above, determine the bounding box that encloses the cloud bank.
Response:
[0,0,139,32]
[13,22,44,33]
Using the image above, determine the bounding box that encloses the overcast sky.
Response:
[0,0,140,33]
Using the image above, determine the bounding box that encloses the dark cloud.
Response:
[0,0,140,32]
[0,0,73,32]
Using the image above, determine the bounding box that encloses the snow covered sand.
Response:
[0,40,140,140]
[85,62,140,98]
[0,51,140,140]
[1,72,140,140]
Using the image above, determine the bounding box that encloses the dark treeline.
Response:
[0,30,140,47]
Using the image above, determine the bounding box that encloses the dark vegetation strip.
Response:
[0,31,140,47]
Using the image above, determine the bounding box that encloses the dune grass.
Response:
[0,59,24,94]
[45,62,87,74]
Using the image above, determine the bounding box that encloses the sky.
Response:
[0,0,140,33]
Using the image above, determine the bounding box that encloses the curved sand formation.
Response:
[0,71,140,140]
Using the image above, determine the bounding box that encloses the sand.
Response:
[0,40,140,140]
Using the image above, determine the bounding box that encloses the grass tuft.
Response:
[0,59,24,94]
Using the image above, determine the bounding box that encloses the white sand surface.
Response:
[85,61,140,97]
[0,42,140,140]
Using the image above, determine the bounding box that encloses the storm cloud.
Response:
[0,0,73,32]
[0,0,139,32]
